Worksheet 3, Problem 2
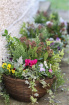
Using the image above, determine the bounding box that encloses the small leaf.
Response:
[44,52,48,61]
[4,29,8,35]
[0,67,4,74]
[2,34,6,36]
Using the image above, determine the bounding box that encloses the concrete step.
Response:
[38,1,51,12]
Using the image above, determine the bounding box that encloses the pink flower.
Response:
[49,69,52,73]
[31,60,34,65]
[34,59,37,64]
[25,59,37,67]
[25,59,31,66]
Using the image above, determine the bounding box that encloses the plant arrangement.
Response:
[45,19,67,45]
[20,12,68,50]
[0,30,65,104]
[34,12,59,24]
[19,22,64,55]
[20,22,44,38]
[34,11,68,47]
[34,11,49,24]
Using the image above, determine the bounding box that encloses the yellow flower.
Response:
[46,41,53,46]
[7,64,11,70]
[12,69,15,74]
[23,70,25,72]
[2,63,7,68]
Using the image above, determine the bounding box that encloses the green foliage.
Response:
[50,12,59,21]
[44,52,48,61]
[29,80,37,92]
[10,44,27,61]
[2,30,21,56]
[47,89,55,104]
[53,70,64,89]
[20,22,28,37]
[34,12,48,23]
[3,93,10,105]
[34,11,67,46]
[30,96,37,104]
[40,79,48,88]
[39,28,49,42]
[35,35,40,46]
[0,72,9,105]
[0,67,4,74]
[50,42,63,54]
[1,11,66,104]
[2,29,8,36]
[46,20,63,39]
[0,92,10,105]
[20,22,45,38]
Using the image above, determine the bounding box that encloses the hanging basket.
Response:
[3,74,56,102]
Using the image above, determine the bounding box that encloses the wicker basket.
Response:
[3,74,56,102]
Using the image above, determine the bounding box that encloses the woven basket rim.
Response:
[3,74,56,83]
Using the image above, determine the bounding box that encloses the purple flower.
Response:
[56,37,61,42]
[40,68,45,72]
[50,42,54,46]
[57,46,60,50]
[9,58,13,61]
[39,63,45,72]
[39,63,43,68]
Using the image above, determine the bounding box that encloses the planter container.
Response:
[3,74,56,102]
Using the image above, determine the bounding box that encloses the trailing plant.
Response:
[0,68,9,105]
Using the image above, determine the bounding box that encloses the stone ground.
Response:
[0,1,69,105]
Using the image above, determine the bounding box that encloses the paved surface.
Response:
[57,10,69,22]
[39,1,51,12]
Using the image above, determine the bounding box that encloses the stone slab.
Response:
[39,1,51,12]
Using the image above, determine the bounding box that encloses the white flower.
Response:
[49,38,54,41]
[34,93,39,97]
[44,61,48,68]
[23,64,25,68]
[14,62,18,69]
[59,17,65,23]
[17,56,23,66]
[59,17,67,27]
[39,63,43,68]
[40,68,45,72]
[46,21,53,26]
[25,80,29,85]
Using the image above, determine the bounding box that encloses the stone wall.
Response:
[0,0,39,65]
[0,0,34,31]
